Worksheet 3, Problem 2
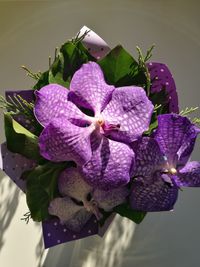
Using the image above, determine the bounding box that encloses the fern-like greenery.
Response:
[179,106,199,116]
[0,94,35,121]
[136,44,155,96]
[179,106,200,126]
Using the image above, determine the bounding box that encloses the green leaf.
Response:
[150,86,169,114]
[144,117,158,136]
[114,203,146,224]
[26,162,68,221]
[33,70,49,90]
[49,41,95,88]
[4,113,41,161]
[48,56,70,88]
[98,45,147,87]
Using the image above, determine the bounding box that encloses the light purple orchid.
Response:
[34,61,153,190]
[130,114,200,212]
[48,167,129,232]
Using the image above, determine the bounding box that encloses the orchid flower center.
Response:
[169,167,177,175]
[97,118,104,126]
[90,114,120,134]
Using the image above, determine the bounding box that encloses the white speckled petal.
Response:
[34,84,91,127]
[64,208,92,232]
[58,167,92,201]
[102,86,154,143]
[70,62,114,114]
[93,187,129,211]
[48,196,83,224]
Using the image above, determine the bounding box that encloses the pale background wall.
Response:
[0,1,200,267]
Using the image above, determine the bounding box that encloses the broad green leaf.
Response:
[33,71,49,90]
[48,56,70,88]
[114,203,146,224]
[150,86,169,114]
[26,162,68,221]
[4,113,41,161]
[48,41,95,88]
[98,45,147,87]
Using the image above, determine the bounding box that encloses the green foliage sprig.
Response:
[179,106,199,116]
[21,211,32,224]
[21,65,42,80]
[0,94,36,122]
[136,44,155,96]
[179,106,200,126]
[72,29,90,45]
[192,117,200,125]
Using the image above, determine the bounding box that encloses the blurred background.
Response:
[0,1,200,266]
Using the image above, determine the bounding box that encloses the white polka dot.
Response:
[94,220,97,223]
[47,233,51,237]
[57,240,61,243]
[88,230,92,234]
[166,82,169,86]
[54,222,58,226]
[160,68,164,72]
[73,235,76,239]
[63,228,67,232]
[149,62,153,66]
[155,76,158,80]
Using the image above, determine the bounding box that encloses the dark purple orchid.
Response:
[34,61,153,190]
[130,114,200,212]
[48,167,129,232]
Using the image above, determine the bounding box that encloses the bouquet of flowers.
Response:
[1,26,200,249]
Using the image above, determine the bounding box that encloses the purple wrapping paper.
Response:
[147,62,179,113]
[0,26,179,248]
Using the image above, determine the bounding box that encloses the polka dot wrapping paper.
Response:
[2,26,199,250]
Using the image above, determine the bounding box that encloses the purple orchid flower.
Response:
[130,114,200,212]
[34,61,153,190]
[48,167,129,232]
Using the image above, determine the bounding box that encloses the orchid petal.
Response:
[39,119,95,165]
[58,168,92,201]
[34,84,90,127]
[102,86,153,143]
[70,62,114,114]
[82,134,135,190]
[48,196,83,224]
[132,137,166,178]
[64,208,92,232]
[176,161,200,187]
[130,174,178,212]
[93,187,129,211]
[177,127,200,166]
[154,114,200,166]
